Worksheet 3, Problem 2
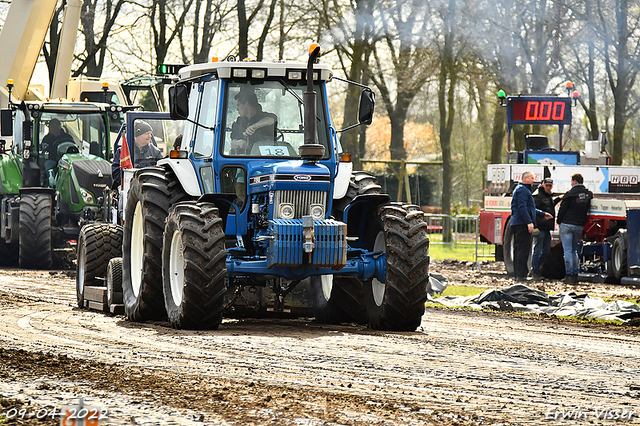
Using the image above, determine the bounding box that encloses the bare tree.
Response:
[319,0,378,169]
[370,0,433,161]
[180,0,235,64]
[43,1,66,86]
[564,0,601,140]
[436,0,459,233]
[73,0,127,77]
[150,0,193,71]
[595,0,640,165]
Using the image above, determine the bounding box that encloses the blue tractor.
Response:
[113,47,430,331]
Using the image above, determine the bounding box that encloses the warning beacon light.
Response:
[498,89,506,106]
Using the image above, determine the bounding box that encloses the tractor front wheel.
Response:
[162,202,227,330]
[18,193,53,269]
[122,168,186,322]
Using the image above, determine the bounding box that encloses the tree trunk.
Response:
[238,0,248,59]
[490,103,506,164]
[339,43,367,169]
[438,0,457,243]
[612,95,627,165]
[44,3,64,87]
[256,0,277,61]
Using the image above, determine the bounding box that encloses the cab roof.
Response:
[178,60,333,82]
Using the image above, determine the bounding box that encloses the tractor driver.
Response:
[229,91,277,155]
[42,119,69,162]
[42,118,72,180]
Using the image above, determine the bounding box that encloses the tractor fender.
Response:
[157,158,202,197]
[0,154,21,195]
[343,193,391,242]
[19,187,56,196]
[333,161,353,199]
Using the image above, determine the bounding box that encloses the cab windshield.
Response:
[37,112,109,164]
[221,79,329,158]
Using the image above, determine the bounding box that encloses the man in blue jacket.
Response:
[511,171,553,281]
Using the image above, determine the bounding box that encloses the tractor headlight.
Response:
[80,189,94,204]
[279,203,294,219]
[309,204,325,220]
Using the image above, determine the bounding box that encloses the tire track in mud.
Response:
[1,269,640,425]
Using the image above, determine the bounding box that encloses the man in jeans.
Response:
[510,171,553,282]
[556,173,593,283]
[530,178,560,280]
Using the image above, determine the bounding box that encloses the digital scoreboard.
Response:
[506,96,572,126]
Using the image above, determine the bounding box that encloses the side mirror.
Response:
[169,84,190,119]
[1,109,13,136]
[358,89,375,125]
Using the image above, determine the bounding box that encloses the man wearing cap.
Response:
[530,178,561,280]
[131,121,163,167]
[229,90,277,155]
[112,120,163,187]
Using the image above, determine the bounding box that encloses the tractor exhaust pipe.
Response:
[299,44,325,163]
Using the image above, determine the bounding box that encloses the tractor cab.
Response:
[4,102,115,189]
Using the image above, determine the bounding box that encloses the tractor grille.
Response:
[273,190,327,219]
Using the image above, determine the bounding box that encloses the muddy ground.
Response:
[1,261,639,425]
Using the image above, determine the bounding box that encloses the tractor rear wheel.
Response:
[364,203,430,331]
[162,202,227,330]
[76,223,123,308]
[122,168,187,322]
[311,275,368,324]
[18,193,53,269]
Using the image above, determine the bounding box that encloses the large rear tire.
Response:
[162,202,227,330]
[76,223,123,308]
[122,168,187,322]
[364,203,430,331]
[18,193,53,269]
[311,275,368,324]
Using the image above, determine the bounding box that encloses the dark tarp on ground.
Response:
[430,283,640,322]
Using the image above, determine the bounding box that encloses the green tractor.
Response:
[0,98,122,269]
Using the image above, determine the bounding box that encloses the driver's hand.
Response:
[230,139,249,154]
[244,125,257,136]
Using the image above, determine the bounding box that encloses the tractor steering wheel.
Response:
[56,140,78,157]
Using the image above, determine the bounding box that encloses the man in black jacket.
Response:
[530,178,559,280]
[557,173,593,283]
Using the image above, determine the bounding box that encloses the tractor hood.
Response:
[247,160,331,195]
[57,153,112,210]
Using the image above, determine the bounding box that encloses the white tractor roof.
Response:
[178,60,333,82]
